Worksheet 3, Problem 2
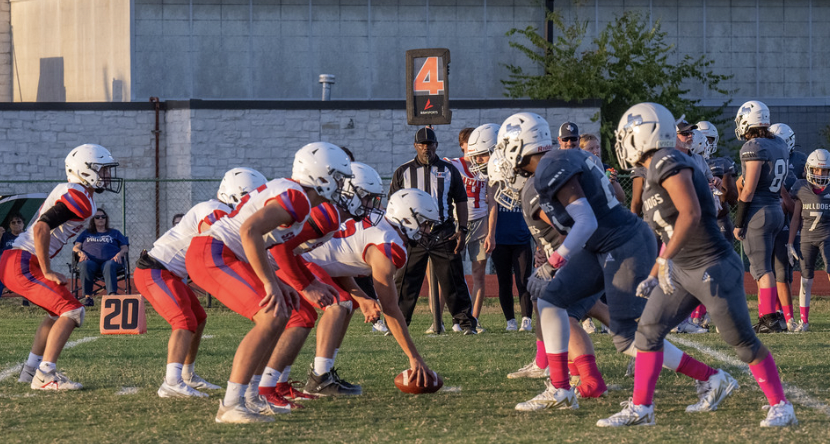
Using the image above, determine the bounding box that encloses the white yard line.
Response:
[0,336,100,383]
[670,334,830,417]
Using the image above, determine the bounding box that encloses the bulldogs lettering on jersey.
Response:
[148,199,231,279]
[520,178,566,257]
[792,178,830,242]
[643,148,731,268]
[739,137,790,207]
[446,157,488,220]
[205,179,311,262]
[304,217,407,277]
[13,183,96,257]
[534,149,640,253]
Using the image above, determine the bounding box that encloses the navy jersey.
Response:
[791,179,830,243]
[739,137,790,207]
[632,166,647,179]
[642,148,731,268]
[790,150,808,181]
[520,178,566,255]
[706,157,736,179]
[534,149,641,254]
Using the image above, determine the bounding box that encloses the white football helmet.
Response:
[385,188,440,245]
[488,149,526,210]
[689,130,707,156]
[466,123,500,177]
[696,121,719,158]
[769,123,796,154]
[806,149,830,188]
[343,162,385,225]
[734,100,770,140]
[614,102,676,169]
[217,167,267,207]
[65,144,122,193]
[494,112,554,177]
[292,142,354,207]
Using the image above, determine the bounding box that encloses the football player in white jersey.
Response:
[134,167,267,398]
[3,144,121,390]
[185,142,352,424]
[304,188,440,386]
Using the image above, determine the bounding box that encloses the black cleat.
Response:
[303,367,362,397]
[754,313,785,333]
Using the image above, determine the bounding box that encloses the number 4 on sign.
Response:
[415,57,444,95]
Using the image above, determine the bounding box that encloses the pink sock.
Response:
[546,353,570,390]
[535,341,548,369]
[691,304,707,319]
[675,353,716,381]
[782,305,794,322]
[800,306,810,324]
[775,298,782,312]
[574,354,607,396]
[757,287,777,317]
[632,351,663,406]
[748,353,787,405]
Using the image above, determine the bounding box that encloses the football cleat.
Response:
[371,319,389,333]
[796,321,809,332]
[31,368,83,391]
[519,317,533,332]
[330,368,362,392]
[671,319,708,334]
[786,318,798,332]
[246,394,291,415]
[515,381,578,411]
[686,370,738,412]
[215,401,274,424]
[303,368,362,396]
[506,319,518,331]
[158,381,209,398]
[451,323,463,333]
[476,322,487,334]
[754,313,786,334]
[760,401,798,427]
[582,318,597,334]
[424,322,445,334]
[507,361,548,379]
[596,399,655,427]
[624,357,636,378]
[276,381,318,401]
[259,387,302,410]
[18,364,36,383]
[183,372,221,390]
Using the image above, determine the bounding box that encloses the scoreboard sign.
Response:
[406,48,451,125]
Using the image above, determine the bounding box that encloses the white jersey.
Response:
[204,179,311,262]
[304,217,408,277]
[13,183,96,258]
[446,157,488,220]
[148,199,231,278]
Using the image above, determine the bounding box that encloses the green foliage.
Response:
[503,8,734,168]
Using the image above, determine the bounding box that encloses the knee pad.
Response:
[61,306,85,328]
[47,314,60,321]
[338,300,353,313]
[735,343,763,364]
[622,343,637,358]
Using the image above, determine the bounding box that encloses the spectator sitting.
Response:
[73,208,130,306]
[0,213,28,305]
[172,213,185,227]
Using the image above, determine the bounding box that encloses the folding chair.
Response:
[68,251,132,300]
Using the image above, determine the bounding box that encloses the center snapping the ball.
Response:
[394,369,443,394]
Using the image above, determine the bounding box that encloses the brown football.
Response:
[394,369,443,394]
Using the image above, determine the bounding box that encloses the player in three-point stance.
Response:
[598,102,796,428]
[134,167,267,398]
[787,149,830,333]
[3,144,121,390]
[185,142,352,424]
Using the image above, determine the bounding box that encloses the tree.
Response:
[502,8,733,168]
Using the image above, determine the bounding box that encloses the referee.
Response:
[389,127,477,334]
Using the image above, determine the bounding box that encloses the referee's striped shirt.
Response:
[389,156,467,225]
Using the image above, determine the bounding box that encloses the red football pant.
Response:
[0,249,81,316]
[134,267,206,332]
[280,258,355,329]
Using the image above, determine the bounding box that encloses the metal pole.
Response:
[319,74,335,101]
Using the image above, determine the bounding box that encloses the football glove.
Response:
[786,244,802,266]
[635,276,659,299]
[656,257,675,295]
[527,263,555,300]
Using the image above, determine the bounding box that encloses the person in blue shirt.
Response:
[72,208,129,306]
[0,213,27,305]
[493,203,533,332]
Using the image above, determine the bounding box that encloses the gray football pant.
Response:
[635,252,764,363]
[773,225,793,283]
[743,205,784,280]
[800,239,830,279]
[541,220,657,353]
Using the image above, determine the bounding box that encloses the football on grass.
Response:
[394,369,443,394]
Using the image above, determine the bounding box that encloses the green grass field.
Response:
[1,296,828,443]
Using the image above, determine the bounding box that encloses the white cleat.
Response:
[597,399,655,427]
[451,323,463,333]
[786,318,798,332]
[158,381,209,398]
[30,368,83,391]
[686,370,738,412]
[582,318,597,334]
[760,401,798,427]
[18,364,36,383]
[795,321,809,332]
[215,401,274,424]
[505,319,518,331]
[424,322,444,334]
[519,317,533,332]
[672,319,708,334]
[515,381,578,411]
[507,361,548,379]
[371,319,389,333]
[246,395,291,415]
[184,372,221,390]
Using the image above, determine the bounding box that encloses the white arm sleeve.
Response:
[555,198,597,260]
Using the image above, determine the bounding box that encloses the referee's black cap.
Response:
[415,127,438,144]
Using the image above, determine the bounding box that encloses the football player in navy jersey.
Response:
[598,102,796,428]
